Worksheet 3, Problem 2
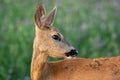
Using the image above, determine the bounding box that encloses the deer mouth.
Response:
[65,49,78,57]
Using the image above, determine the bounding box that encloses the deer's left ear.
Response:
[34,3,46,28]
[46,6,57,25]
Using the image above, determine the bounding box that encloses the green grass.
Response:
[0,0,120,80]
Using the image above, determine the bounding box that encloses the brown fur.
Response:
[31,3,120,80]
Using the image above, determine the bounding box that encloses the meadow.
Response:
[0,0,120,80]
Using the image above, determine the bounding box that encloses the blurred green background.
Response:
[0,0,120,80]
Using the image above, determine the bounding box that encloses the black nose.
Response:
[65,49,78,57]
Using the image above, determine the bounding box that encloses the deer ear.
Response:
[34,3,46,28]
[46,6,57,26]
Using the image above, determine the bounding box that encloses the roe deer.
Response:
[31,3,120,80]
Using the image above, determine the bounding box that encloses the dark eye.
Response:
[52,35,61,41]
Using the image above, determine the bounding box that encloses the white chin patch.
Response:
[65,56,74,59]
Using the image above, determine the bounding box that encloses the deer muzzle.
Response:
[65,49,78,57]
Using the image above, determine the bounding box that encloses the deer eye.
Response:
[52,35,61,41]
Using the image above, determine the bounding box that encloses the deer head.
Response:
[34,3,78,58]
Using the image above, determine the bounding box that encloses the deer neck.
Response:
[31,39,49,80]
